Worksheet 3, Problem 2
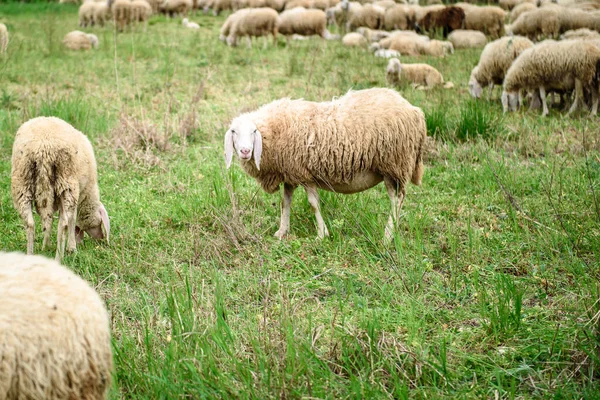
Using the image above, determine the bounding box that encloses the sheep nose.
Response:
[240,149,251,156]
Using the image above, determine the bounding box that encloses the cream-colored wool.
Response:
[0,23,8,54]
[220,10,243,41]
[62,30,95,50]
[502,40,600,115]
[561,28,600,40]
[224,88,426,240]
[131,0,153,22]
[462,5,505,38]
[386,57,445,88]
[285,0,313,9]
[0,252,113,400]
[383,5,416,30]
[92,2,111,26]
[326,1,362,29]
[265,0,285,10]
[342,32,368,46]
[377,33,429,56]
[278,8,328,37]
[499,0,535,11]
[511,8,560,39]
[111,0,132,31]
[79,2,95,26]
[226,8,278,46]
[232,0,266,10]
[509,2,535,23]
[347,3,385,30]
[11,117,110,260]
[422,39,453,56]
[160,0,192,15]
[448,29,487,49]
[374,0,395,9]
[469,35,534,98]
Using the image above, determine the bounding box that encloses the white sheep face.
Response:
[224,117,263,170]
[468,78,483,99]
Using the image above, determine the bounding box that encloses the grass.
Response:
[1,4,600,398]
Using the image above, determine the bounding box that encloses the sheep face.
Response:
[224,117,263,170]
[468,78,483,98]
[77,203,111,243]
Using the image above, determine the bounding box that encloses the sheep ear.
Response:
[254,129,262,170]
[224,129,234,169]
[99,203,110,244]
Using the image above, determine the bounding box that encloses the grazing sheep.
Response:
[509,2,536,23]
[502,40,600,116]
[0,252,113,400]
[79,2,96,27]
[131,0,153,23]
[326,1,362,31]
[92,2,111,26]
[386,57,453,89]
[510,7,560,39]
[417,6,465,36]
[225,8,278,47]
[11,117,110,260]
[265,0,285,10]
[447,29,487,49]
[469,35,534,99]
[62,30,99,50]
[347,3,385,30]
[223,88,427,241]
[183,17,200,28]
[160,0,193,15]
[383,4,416,30]
[111,0,132,31]
[232,0,266,9]
[0,23,8,54]
[462,5,506,39]
[342,32,368,46]
[278,8,331,39]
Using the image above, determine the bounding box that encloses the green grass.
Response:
[1,5,600,398]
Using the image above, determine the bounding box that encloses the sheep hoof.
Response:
[317,227,329,239]
[274,230,287,239]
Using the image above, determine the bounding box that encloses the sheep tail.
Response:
[33,154,57,216]
[411,144,424,186]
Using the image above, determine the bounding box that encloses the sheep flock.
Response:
[0,0,599,397]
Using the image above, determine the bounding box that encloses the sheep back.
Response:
[232,88,426,193]
[447,29,487,48]
[229,8,278,39]
[278,8,326,36]
[0,252,112,400]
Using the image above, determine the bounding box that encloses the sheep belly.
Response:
[316,171,383,194]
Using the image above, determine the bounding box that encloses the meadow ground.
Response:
[0,4,599,398]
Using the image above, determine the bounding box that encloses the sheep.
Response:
[414,4,445,23]
[356,26,390,42]
[326,1,362,31]
[386,57,453,89]
[11,117,110,261]
[417,6,466,37]
[62,30,99,50]
[183,17,200,28]
[375,32,429,56]
[111,0,132,31]
[160,0,192,15]
[223,88,427,241]
[347,3,385,30]
[447,29,487,49]
[461,5,506,39]
[469,35,534,99]
[92,2,111,26]
[374,0,396,10]
[383,4,416,30]
[422,39,454,56]
[278,8,332,39]
[265,0,285,11]
[561,28,600,40]
[502,40,600,116]
[225,8,278,47]
[232,0,265,9]
[510,7,560,39]
[0,252,113,400]
[499,0,535,11]
[131,0,153,23]
[0,23,8,54]
[220,11,239,42]
[509,2,536,23]
[342,32,368,46]
[78,2,95,27]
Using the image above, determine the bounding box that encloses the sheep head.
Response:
[76,203,111,244]
[224,117,263,170]
[501,90,519,113]
[468,67,483,98]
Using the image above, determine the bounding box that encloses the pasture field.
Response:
[1,3,599,398]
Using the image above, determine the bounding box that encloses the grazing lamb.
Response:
[224,8,278,47]
[560,28,600,40]
[502,40,600,116]
[447,29,487,49]
[386,57,453,89]
[0,252,113,400]
[224,88,427,241]
[469,35,534,99]
[0,23,8,54]
[278,8,332,39]
[11,117,110,261]
[62,30,99,50]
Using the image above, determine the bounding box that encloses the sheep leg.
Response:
[384,177,405,242]
[19,204,35,255]
[590,85,599,116]
[56,205,69,262]
[568,79,583,116]
[246,36,252,49]
[305,184,329,239]
[274,183,296,239]
[66,204,78,252]
[486,84,493,100]
[540,87,549,117]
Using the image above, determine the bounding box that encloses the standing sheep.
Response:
[224,8,278,47]
[11,117,110,261]
[224,88,426,241]
[417,6,465,37]
[111,0,132,31]
[0,23,8,54]
[386,57,453,89]
[461,5,506,39]
[0,252,113,400]
[278,8,332,40]
[383,5,416,30]
[502,40,600,116]
[347,3,385,30]
[469,35,534,99]
[447,29,487,49]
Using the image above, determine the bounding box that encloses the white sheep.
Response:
[447,29,487,49]
[224,88,427,241]
[183,17,200,29]
[0,23,8,54]
[278,7,333,40]
[224,8,279,47]
[0,252,113,400]
[502,40,600,116]
[11,117,110,261]
[386,57,454,89]
[62,30,99,50]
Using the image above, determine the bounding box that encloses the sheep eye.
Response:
[253,129,257,134]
